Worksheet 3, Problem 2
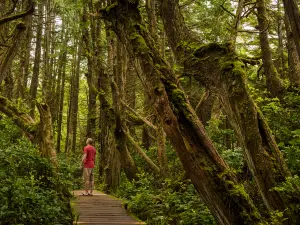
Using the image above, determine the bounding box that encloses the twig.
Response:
[219,1,235,18]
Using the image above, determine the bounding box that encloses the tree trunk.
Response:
[71,40,82,153]
[17,11,32,99]
[284,15,300,86]
[277,1,285,78]
[42,0,52,104]
[156,125,168,176]
[159,0,300,218]
[65,39,77,154]
[101,2,262,224]
[282,0,300,59]
[98,26,121,191]
[0,23,26,85]
[230,0,245,47]
[55,24,68,153]
[256,0,285,97]
[111,41,138,181]
[145,0,158,41]
[56,64,66,153]
[82,2,98,140]
[0,96,56,163]
[29,1,43,118]
[196,90,217,126]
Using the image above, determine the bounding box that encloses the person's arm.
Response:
[82,153,87,165]
[81,147,87,166]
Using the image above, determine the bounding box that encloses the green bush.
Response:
[0,118,73,225]
[116,173,216,225]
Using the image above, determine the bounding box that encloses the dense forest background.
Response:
[1,0,300,224]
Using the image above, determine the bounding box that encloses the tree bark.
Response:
[276,1,285,78]
[256,0,285,97]
[159,0,299,217]
[17,10,32,99]
[282,0,300,59]
[284,15,300,86]
[156,125,168,175]
[29,1,43,118]
[65,39,77,154]
[71,40,82,153]
[101,2,262,224]
[97,26,121,191]
[111,41,138,181]
[230,0,245,47]
[0,1,34,25]
[0,22,26,85]
[0,96,56,163]
[82,2,98,139]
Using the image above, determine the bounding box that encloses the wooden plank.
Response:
[73,190,145,225]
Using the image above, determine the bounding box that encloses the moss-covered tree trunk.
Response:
[283,0,300,59]
[70,39,82,153]
[82,1,99,140]
[0,22,26,85]
[101,1,262,224]
[156,125,168,176]
[98,26,121,191]
[284,15,300,86]
[256,0,285,97]
[0,96,56,162]
[17,12,32,99]
[159,0,300,217]
[29,1,43,118]
[112,41,138,181]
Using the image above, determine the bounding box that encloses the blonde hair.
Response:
[86,138,93,145]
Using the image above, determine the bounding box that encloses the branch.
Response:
[121,100,158,130]
[219,2,235,18]
[238,22,269,34]
[0,2,34,25]
[5,0,19,16]
[241,3,257,19]
[0,96,37,139]
[195,91,207,112]
[123,128,160,173]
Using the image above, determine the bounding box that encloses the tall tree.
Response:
[29,1,44,118]
[284,15,300,86]
[282,0,300,59]
[256,0,285,97]
[101,1,263,224]
[159,0,300,217]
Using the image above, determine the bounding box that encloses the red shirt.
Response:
[83,145,96,168]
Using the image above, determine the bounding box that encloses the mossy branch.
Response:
[0,2,34,25]
[121,100,157,130]
[123,128,160,173]
[0,96,37,138]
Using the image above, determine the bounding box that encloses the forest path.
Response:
[72,190,145,225]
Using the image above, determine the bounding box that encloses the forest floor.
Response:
[72,190,145,225]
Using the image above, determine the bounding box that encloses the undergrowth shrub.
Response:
[0,118,74,225]
[116,172,216,225]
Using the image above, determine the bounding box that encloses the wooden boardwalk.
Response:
[73,190,145,225]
